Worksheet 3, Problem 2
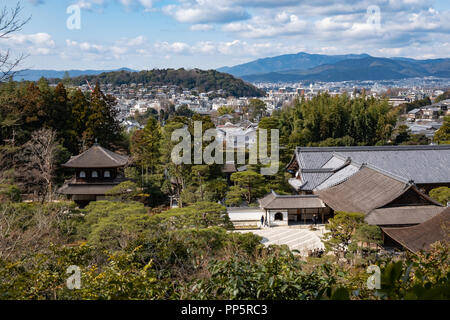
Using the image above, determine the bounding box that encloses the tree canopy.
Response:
[48,68,265,98]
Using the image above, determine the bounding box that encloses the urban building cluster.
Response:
[71,79,450,142]
[254,77,450,100]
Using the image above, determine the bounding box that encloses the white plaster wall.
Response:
[268,210,288,226]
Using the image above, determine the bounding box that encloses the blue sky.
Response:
[1,0,450,70]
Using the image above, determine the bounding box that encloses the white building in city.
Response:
[216,122,258,149]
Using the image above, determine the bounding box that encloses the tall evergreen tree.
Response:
[50,83,77,153]
[70,89,90,150]
[84,83,120,148]
[131,117,162,176]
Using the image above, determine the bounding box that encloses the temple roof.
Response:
[317,166,444,226]
[62,144,129,168]
[366,206,445,226]
[259,190,325,210]
[382,208,450,252]
[288,145,450,191]
[58,183,121,195]
[317,167,409,214]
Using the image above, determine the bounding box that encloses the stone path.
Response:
[237,226,325,256]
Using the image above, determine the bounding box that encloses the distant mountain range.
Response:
[13,68,135,81]
[217,52,371,77]
[14,52,450,84]
[217,52,450,82]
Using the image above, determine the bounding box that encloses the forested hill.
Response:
[49,68,265,97]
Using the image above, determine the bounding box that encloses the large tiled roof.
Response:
[382,208,450,252]
[366,206,445,226]
[317,167,409,214]
[298,171,334,191]
[259,191,325,209]
[62,144,129,168]
[57,176,128,195]
[334,148,450,184]
[58,183,119,195]
[317,166,444,226]
[292,145,450,191]
[315,163,361,191]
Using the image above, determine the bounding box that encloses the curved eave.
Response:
[61,163,127,169]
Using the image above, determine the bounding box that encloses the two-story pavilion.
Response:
[57,143,129,206]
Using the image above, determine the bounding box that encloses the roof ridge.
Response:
[62,144,129,168]
[301,168,335,173]
[69,147,91,161]
[98,146,121,164]
[275,194,321,198]
[296,145,450,152]
[315,163,361,190]
[362,163,410,184]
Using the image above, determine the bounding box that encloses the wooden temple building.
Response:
[227,191,331,228]
[286,145,450,194]
[282,145,450,249]
[258,191,330,226]
[57,143,129,206]
[317,166,446,227]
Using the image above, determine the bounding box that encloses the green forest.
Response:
[1,199,448,299]
[0,80,449,300]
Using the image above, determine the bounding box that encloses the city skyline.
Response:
[2,0,450,71]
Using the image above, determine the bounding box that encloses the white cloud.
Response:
[154,41,191,54]
[35,47,51,55]
[190,24,214,31]
[66,39,106,53]
[65,35,150,59]
[0,33,55,56]
[70,0,153,11]
[125,35,146,46]
[231,0,300,8]
[16,0,450,69]
[5,33,55,47]
[223,13,308,38]
[72,0,107,10]
[138,0,153,10]
[150,39,304,59]
[163,0,250,24]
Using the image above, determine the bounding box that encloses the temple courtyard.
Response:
[236,226,326,256]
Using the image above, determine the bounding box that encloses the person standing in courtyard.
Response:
[261,215,265,228]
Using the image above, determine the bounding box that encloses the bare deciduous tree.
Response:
[24,128,59,202]
[0,2,31,82]
[0,203,72,260]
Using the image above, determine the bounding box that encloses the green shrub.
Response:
[0,183,21,202]
[429,187,450,206]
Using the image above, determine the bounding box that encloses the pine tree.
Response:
[131,117,162,176]
[84,83,120,148]
[50,83,77,152]
[434,116,450,144]
[70,89,90,149]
